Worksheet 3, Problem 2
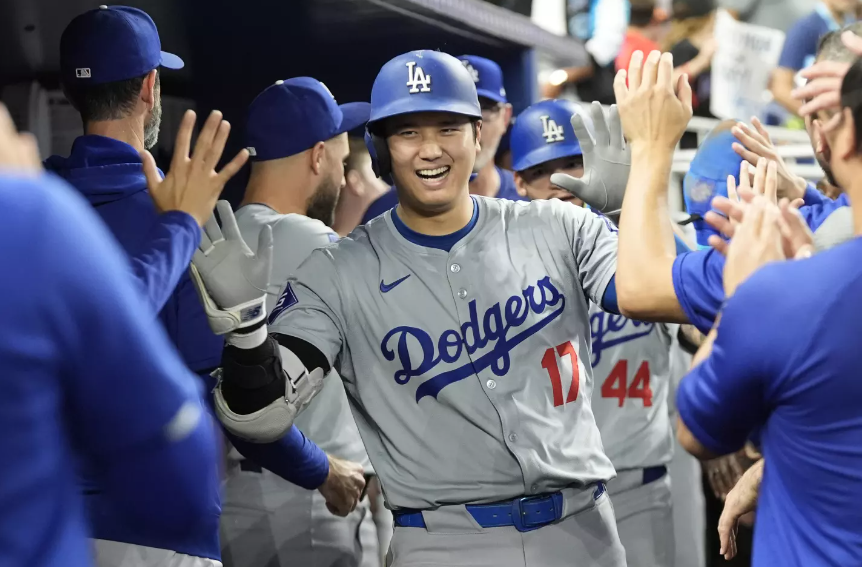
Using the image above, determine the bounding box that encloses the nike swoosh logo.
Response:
[380,274,411,293]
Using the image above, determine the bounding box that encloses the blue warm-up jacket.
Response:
[45,135,329,560]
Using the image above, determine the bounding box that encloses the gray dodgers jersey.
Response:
[235,204,371,471]
[588,303,676,470]
[269,196,619,510]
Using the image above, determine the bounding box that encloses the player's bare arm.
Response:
[718,458,765,560]
[615,51,692,322]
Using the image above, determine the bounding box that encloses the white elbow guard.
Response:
[212,345,326,443]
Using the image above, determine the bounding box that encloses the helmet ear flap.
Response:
[364,129,393,185]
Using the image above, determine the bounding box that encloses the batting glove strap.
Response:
[190,263,267,336]
[212,345,326,443]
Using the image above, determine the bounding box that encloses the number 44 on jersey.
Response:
[601,360,653,407]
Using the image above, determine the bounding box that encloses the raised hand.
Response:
[614,50,693,152]
[550,102,630,221]
[731,117,807,201]
[0,103,42,173]
[141,109,249,227]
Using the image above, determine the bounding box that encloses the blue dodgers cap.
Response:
[683,129,744,247]
[245,77,370,162]
[459,55,507,103]
[510,99,591,172]
[60,5,183,85]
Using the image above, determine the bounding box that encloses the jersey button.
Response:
[450,263,461,273]
[531,483,539,493]
[457,288,467,299]
[508,433,518,442]
[486,379,497,389]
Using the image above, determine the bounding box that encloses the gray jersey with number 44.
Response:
[269,196,619,510]
[588,303,676,471]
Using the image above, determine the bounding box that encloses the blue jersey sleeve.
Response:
[803,183,830,207]
[676,267,797,455]
[798,193,850,231]
[671,247,725,334]
[777,14,822,71]
[128,210,201,315]
[34,174,218,530]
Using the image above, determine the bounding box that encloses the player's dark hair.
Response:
[816,22,862,63]
[840,57,862,153]
[63,69,159,123]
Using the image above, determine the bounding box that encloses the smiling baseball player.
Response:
[511,97,678,567]
[190,50,631,566]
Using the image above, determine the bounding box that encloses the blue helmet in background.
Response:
[683,129,743,249]
[365,50,482,180]
[510,99,591,172]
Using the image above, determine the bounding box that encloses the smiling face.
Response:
[514,155,585,204]
[385,111,481,214]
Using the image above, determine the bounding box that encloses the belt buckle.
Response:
[510,494,561,533]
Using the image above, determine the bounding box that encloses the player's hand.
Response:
[721,193,785,297]
[731,118,807,201]
[776,198,815,259]
[550,102,630,223]
[190,201,273,336]
[0,103,42,173]
[141,109,249,227]
[793,31,862,126]
[704,451,747,501]
[706,159,795,251]
[318,455,365,517]
[614,50,693,152]
[703,161,755,245]
[718,459,764,561]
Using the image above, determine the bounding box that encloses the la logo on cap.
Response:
[540,115,565,143]
[406,61,431,94]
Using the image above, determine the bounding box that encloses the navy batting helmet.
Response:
[510,99,592,172]
[365,50,482,180]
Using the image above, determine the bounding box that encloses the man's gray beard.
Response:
[306,176,340,227]
[144,99,163,150]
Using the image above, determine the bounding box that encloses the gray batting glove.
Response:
[550,101,630,224]
[190,200,273,338]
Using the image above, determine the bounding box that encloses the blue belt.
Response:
[643,465,667,485]
[393,483,606,533]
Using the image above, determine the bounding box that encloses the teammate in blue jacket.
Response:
[675,55,862,567]
[361,54,522,223]
[45,6,351,566]
[0,113,218,567]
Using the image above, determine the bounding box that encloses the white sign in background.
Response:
[710,9,786,121]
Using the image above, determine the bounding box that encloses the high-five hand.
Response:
[0,103,42,173]
[614,50,693,152]
[723,195,785,297]
[550,102,630,221]
[141,109,249,227]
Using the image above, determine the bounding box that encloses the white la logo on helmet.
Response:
[461,60,480,83]
[540,115,565,143]
[406,61,432,93]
